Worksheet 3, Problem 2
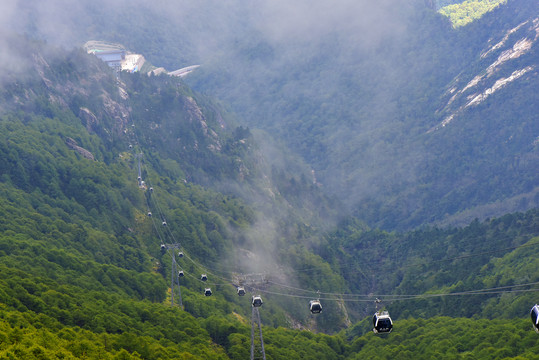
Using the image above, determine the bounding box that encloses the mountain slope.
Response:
[327,209,539,320]
[5,0,536,232]
[0,34,351,335]
[186,0,538,230]
[0,33,538,359]
[439,0,507,27]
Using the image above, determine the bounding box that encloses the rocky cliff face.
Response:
[65,137,95,160]
[432,16,539,132]
[0,40,132,145]
[0,39,228,162]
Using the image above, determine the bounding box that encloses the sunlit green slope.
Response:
[439,0,507,27]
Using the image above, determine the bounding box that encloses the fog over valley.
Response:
[0,1,537,358]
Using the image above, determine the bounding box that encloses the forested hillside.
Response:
[0,34,352,353]
[0,1,538,358]
[6,0,537,231]
[439,0,507,27]
[186,0,539,230]
[327,210,539,320]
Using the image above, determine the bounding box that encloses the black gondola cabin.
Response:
[531,304,539,333]
[252,295,263,307]
[373,310,393,334]
[310,300,322,314]
[204,288,212,296]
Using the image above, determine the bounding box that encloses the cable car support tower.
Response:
[163,243,183,308]
[135,153,143,187]
[250,302,266,360]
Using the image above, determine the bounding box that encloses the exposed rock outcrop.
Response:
[65,137,95,160]
[79,107,99,133]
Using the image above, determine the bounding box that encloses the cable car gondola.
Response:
[178,270,184,277]
[237,287,246,296]
[204,288,212,296]
[373,310,393,334]
[147,211,152,217]
[178,251,184,258]
[160,244,166,253]
[162,221,167,227]
[252,295,263,307]
[201,274,208,282]
[149,187,153,192]
[309,300,322,314]
[531,304,539,333]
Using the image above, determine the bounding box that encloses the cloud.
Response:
[0,1,26,78]
[1,0,415,69]
[250,0,409,47]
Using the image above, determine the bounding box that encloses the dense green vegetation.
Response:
[439,0,507,27]
[3,302,539,359]
[0,40,332,307]
[11,0,538,231]
[346,317,539,359]
[0,8,538,357]
[0,36,350,357]
[0,94,538,358]
[326,210,539,320]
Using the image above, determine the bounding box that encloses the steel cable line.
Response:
[178,255,236,285]
[169,217,539,302]
[171,245,274,289]
[124,95,243,296]
[259,243,539,300]
[264,278,539,299]
[147,200,167,247]
[128,131,183,285]
[178,248,238,275]
[147,208,167,247]
[181,269,233,286]
[130,146,168,248]
[132,145,239,276]
[125,134,167,248]
[131,147,175,243]
[132,142,272,276]
[124,100,301,294]
[130,142,242,284]
[131,147,184,253]
[129,128,168,228]
[265,276,539,302]
[249,281,539,303]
